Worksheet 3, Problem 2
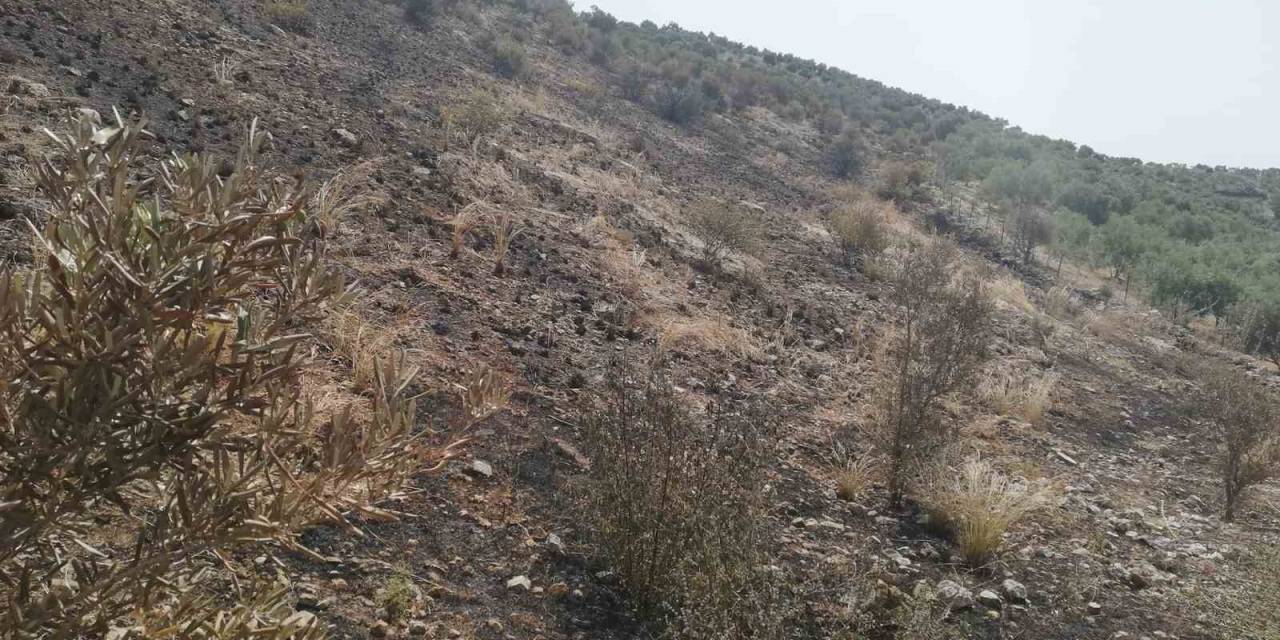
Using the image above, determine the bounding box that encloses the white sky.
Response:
[585,0,1280,169]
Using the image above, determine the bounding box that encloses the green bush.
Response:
[827,130,866,179]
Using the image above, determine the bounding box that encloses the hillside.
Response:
[2,1,1278,639]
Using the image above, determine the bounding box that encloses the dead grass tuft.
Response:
[919,456,1055,566]
[657,317,760,358]
[980,368,1057,426]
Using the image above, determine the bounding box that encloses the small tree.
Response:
[1010,208,1053,265]
[0,114,463,636]
[688,199,762,266]
[1196,365,1280,522]
[873,243,994,507]
[826,129,866,179]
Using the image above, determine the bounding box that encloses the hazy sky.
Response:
[586,0,1280,169]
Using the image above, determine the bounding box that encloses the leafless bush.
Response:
[918,456,1054,566]
[441,88,507,154]
[687,198,762,266]
[828,198,892,266]
[0,114,463,636]
[871,242,994,507]
[1195,364,1280,522]
[577,360,784,638]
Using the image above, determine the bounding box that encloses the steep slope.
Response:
[1,2,1276,639]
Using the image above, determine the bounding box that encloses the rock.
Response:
[6,76,50,98]
[465,459,493,478]
[936,579,974,611]
[977,589,1002,608]
[1125,561,1173,590]
[408,621,429,636]
[1001,579,1028,604]
[506,575,532,591]
[1086,601,1103,616]
[370,620,390,638]
[332,128,360,148]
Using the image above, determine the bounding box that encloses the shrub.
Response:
[654,82,707,124]
[871,242,994,507]
[826,129,866,179]
[264,0,315,34]
[876,161,928,204]
[440,88,506,153]
[1195,364,1280,522]
[687,199,763,265]
[828,198,892,266]
[919,457,1054,566]
[377,573,418,621]
[577,361,783,638]
[0,114,443,635]
[490,36,529,79]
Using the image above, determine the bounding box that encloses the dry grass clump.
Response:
[871,241,995,506]
[1211,546,1280,639]
[1043,285,1076,319]
[578,361,784,638]
[0,114,453,635]
[980,369,1057,426]
[828,198,893,266]
[311,158,388,237]
[490,209,524,276]
[264,0,314,34]
[831,449,881,502]
[657,316,760,358]
[919,457,1055,566]
[987,272,1035,314]
[319,304,406,393]
[687,198,763,266]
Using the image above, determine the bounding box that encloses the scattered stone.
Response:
[465,459,493,478]
[977,589,1002,608]
[332,127,360,148]
[1124,561,1173,590]
[1001,579,1028,604]
[6,76,50,98]
[506,575,532,591]
[936,580,975,611]
[1086,601,1103,616]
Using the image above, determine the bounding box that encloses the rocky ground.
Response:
[2,1,1276,639]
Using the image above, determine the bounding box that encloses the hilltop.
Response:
[1,2,1278,639]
